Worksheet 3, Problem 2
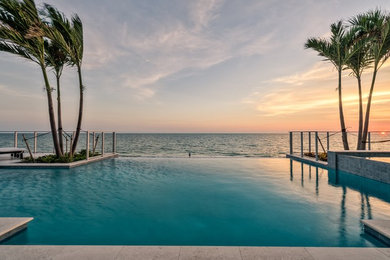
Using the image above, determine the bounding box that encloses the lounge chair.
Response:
[0,148,26,159]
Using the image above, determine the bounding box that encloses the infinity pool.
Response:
[0,158,389,246]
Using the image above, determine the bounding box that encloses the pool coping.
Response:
[0,153,118,169]
[361,219,390,246]
[286,153,328,168]
[0,245,388,259]
[0,218,33,243]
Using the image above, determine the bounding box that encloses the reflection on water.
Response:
[0,158,388,246]
[289,160,390,246]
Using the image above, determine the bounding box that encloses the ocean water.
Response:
[1,158,389,246]
[1,132,390,158]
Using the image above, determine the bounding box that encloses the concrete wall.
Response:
[328,151,390,184]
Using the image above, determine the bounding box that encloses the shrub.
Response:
[304,152,327,161]
[23,149,100,164]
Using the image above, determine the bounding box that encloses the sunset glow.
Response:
[1,0,390,132]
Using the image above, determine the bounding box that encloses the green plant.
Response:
[0,0,63,156]
[44,4,84,156]
[305,21,355,150]
[23,149,100,163]
[304,152,328,161]
[350,10,390,149]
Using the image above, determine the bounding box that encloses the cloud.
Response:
[72,0,277,100]
[250,88,390,117]
[271,62,336,86]
[244,59,390,118]
[0,84,44,100]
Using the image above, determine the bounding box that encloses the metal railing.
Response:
[289,131,376,161]
[0,130,117,160]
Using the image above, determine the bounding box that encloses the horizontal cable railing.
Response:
[288,131,390,161]
[0,131,117,160]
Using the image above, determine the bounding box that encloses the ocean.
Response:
[1,132,390,158]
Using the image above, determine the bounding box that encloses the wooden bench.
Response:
[0,148,26,159]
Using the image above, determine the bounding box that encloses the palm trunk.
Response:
[338,68,349,150]
[56,74,64,154]
[361,65,378,150]
[71,65,84,155]
[41,65,62,157]
[356,75,363,150]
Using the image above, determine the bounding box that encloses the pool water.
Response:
[0,158,389,246]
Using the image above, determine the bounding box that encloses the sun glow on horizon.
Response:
[1,0,390,132]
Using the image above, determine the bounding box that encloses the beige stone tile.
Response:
[240,247,314,260]
[0,217,33,242]
[53,246,122,260]
[0,245,65,260]
[179,246,241,260]
[116,246,180,260]
[305,247,388,260]
[377,248,390,258]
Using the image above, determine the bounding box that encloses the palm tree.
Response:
[350,10,390,149]
[45,39,68,154]
[305,21,353,150]
[344,27,373,150]
[43,4,84,156]
[0,0,63,157]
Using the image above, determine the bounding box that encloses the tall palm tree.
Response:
[305,21,353,150]
[43,4,84,156]
[344,27,373,150]
[0,0,62,157]
[350,10,390,149]
[45,39,68,154]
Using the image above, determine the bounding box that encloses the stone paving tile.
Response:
[52,246,123,260]
[179,246,242,260]
[0,246,389,259]
[362,219,390,238]
[305,247,389,260]
[240,247,314,260]
[0,218,33,239]
[377,248,390,258]
[0,245,65,260]
[116,246,180,260]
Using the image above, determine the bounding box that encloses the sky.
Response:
[1,0,390,133]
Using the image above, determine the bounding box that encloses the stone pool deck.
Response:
[0,218,33,243]
[0,153,118,169]
[286,153,328,168]
[361,219,390,246]
[0,246,389,259]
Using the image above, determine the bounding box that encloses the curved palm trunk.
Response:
[56,74,64,154]
[338,69,349,150]
[41,65,62,157]
[71,65,84,155]
[356,76,363,150]
[361,66,378,150]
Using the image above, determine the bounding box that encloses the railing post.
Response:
[14,131,18,148]
[300,131,303,157]
[101,132,105,156]
[326,132,330,151]
[112,132,116,154]
[92,132,95,151]
[368,132,371,150]
[34,131,37,153]
[308,132,311,153]
[86,131,90,160]
[289,132,293,154]
[315,131,319,161]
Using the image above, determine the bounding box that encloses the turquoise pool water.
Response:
[0,158,390,246]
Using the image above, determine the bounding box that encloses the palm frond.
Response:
[0,0,45,64]
[0,40,37,62]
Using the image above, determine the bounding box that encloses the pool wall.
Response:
[328,151,390,184]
